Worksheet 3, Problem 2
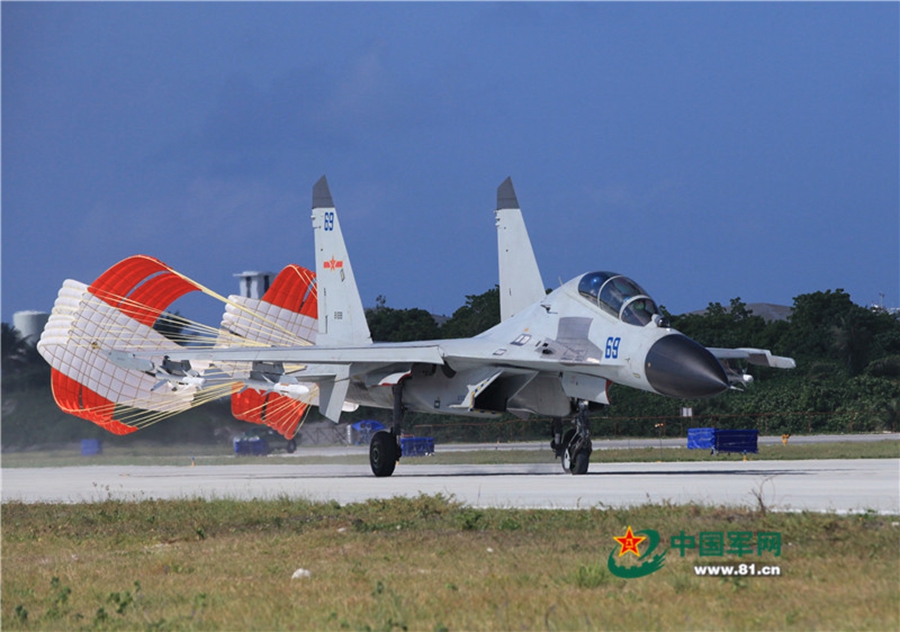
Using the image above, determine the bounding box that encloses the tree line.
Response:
[2,286,898,447]
[362,287,900,437]
[599,290,900,437]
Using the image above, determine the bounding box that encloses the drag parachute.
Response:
[222,264,319,439]
[37,256,319,438]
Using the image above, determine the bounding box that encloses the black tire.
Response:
[286,439,297,454]
[370,431,398,477]
[559,429,576,473]
[571,450,590,475]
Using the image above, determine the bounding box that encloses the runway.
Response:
[3,458,898,513]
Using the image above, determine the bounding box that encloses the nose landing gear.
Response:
[552,400,593,475]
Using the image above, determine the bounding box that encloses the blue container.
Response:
[80,439,102,456]
[234,437,270,456]
[687,428,758,454]
[714,429,758,454]
[400,437,435,457]
[351,420,386,445]
[686,428,715,450]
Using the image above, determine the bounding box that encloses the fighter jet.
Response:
[38,177,794,476]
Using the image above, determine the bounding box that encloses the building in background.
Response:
[12,310,49,346]
[234,271,275,300]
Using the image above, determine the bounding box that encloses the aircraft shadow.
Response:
[243,466,813,480]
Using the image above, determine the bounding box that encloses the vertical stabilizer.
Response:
[495,177,545,321]
[311,176,372,346]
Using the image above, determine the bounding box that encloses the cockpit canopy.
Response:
[577,271,660,326]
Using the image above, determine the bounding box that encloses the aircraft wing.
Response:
[128,335,605,378]
[153,343,445,367]
[113,332,612,422]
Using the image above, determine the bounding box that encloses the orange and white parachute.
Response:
[221,264,318,439]
[37,256,318,438]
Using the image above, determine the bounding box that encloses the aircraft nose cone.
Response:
[645,335,729,399]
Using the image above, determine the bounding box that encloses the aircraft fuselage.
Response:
[343,275,728,419]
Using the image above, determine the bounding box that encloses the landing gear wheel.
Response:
[370,431,398,477]
[571,449,590,475]
[563,441,591,475]
[286,439,297,454]
[559,428,576,473]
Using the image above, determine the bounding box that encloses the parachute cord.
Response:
[168,266,315,348]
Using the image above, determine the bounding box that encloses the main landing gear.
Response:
[369,383,404,477]
[551,400,593,475]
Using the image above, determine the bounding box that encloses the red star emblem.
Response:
[323,257,343,271]
[613,526,646,558]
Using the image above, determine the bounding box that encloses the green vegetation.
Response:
[3,288,899,449]
[2,322,49,392]
[364,287,501,343]
[3,495,898,630]
[654,291,900,436]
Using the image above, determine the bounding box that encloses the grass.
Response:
[1,443,238,469]
[2,437,898,469]
[2,495,898,630]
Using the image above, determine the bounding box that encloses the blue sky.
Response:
[3,2,898,328]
